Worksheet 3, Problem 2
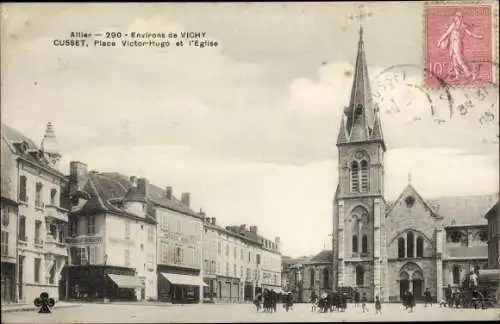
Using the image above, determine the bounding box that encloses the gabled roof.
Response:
[385,184,440,218]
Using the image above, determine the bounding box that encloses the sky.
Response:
[1,2,499,258]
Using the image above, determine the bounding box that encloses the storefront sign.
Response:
[65,236,103,245]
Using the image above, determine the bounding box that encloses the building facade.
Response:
[332,28,498,302]
[485,202,499,269]
[203,221,282,303]
[282,251,333,303]
[63,165,157,301]
[1,122,69,303]
[154,186,205,304]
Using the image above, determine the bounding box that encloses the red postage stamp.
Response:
[425,4,494,87]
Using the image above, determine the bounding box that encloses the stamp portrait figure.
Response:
[437,12,483,81]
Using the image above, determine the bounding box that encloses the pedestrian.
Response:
[310,290,318,312]
[354,289,360,308]
[361,292,368,313]
[402,290,408,310]
[407,290,415,313]
[445,284,452,308]
[424,288,432,307]
[375,295,382,315]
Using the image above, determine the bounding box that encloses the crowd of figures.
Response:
[254,289,293,313]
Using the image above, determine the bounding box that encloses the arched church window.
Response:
[360,160,369,192]
[352,235,358,253]
[323,268,329,289]
[416,236,424,257]
[350,161,359,192]
[355,265,364,286]
[398,237,405,258]
[361,235,368,253]
[407,232,414,258]
[310,268,315,288]
[452,265,460,284]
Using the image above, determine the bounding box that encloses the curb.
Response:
[2,304,82,314]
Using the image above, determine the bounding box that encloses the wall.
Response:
[1,202,18,262]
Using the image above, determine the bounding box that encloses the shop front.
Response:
[64,265,143,301]
[1,262,16,303]
[158,272,206,303]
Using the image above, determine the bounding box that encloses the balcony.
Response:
[45,236,68,256]
[34,238,44,248]
[45,204,68,223]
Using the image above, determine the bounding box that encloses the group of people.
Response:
[401,289,416,312]
[254,289,293,313]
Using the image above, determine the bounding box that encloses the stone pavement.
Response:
[2,301,82,313]
[2,302,499,323]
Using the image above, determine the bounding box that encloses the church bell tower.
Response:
[332,26,387,301]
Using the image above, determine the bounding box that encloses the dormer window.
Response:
[449,230,462,243]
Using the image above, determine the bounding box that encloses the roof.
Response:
[426,194,498,226]
[98,172,200,218]
[309,250,333,263]
[0,123,65,178]
[123,186,147,203]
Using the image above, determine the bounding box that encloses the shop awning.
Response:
[107,274,144,288]
[160,273,208,287]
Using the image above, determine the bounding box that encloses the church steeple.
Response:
[41,121,61,169]
[343,26,376,142]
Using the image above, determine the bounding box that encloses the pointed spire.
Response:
[337,116,349,144]
[370,107,385,150]
[344,25,375,138]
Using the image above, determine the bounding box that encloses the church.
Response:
[331,27,498,303]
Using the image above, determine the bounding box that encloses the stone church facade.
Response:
[331,27,498,303]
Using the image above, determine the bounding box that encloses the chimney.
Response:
[198,208,205,217]
[136,178,149,198]
[129,176,137,187]
[166,186,172,199]
[211,217,216,225]
[250,226,257,234]
[181,192,190,208]
[70,161,88,191]
[239,224,246,231]
[205,217,210,223]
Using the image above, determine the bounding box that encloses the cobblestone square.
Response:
[2,303,499,323]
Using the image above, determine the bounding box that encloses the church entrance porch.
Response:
[398,262,425,302]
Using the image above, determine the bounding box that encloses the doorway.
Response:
[412,271,424,300]
[399,271,410,301]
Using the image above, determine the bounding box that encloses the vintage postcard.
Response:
[1,2,499,323]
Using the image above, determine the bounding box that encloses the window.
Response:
[350,161,360,192]
[225,262,229,276]
[50,188,57,205]
[49,263,56,284]
[87,216,95,235]
[125,220,130,239]
[478,230,488,242]
[352,235,358,253]
[248,251,251,263]
[35,182,43,208]
[125,249,130,267]
[218,241,222,255]
[407,232,414,258]
[18,216,26,241]
[88,246,96,265]
[246,268,251,281]
[80,247,88,264]
[233,264,237,277]
[175,247,182,264]
[355,265,364,286]
[69,220,78,236]
[69,247,78,265]
[1,230,8,256]
[19,176,27,202]
[148,226,154,242]
[35,221,42,244]
[234,247,237,259]
[449,231,462,243]
[323,268,329,289]
[310,268,315,288]
[241,249,244,260]
[34,258,41,282]
[398,237,405,258]
[225,244,229,256]
[416,236,424,257]
[452,265,460,284]
[256,254,261,265]
[360,160,369,192]
[361,235,368,253]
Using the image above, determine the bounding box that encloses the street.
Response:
[2,302,499,323]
